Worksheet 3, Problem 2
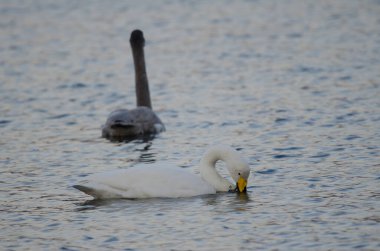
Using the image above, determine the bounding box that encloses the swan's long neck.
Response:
[130,30,152,109]
[200,147,235,192]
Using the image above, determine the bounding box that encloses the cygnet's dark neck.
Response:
[130,30,152,109]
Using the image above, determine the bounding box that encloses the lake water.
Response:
[1,0,379,250]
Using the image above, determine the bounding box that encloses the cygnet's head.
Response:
[130,29,145,47]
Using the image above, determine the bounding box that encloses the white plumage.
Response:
[74,146,250,199]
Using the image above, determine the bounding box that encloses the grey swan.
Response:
[102,30,165,141]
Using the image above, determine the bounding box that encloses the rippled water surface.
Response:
[1,0,380,250]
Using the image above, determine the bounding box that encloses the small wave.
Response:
[345,135,361,140]
[310,153,330,158]
[48,114,70,119]
[0,120,11,124]
[273,147,303,151]
[273,154,301,159]
[57,83,87,89]
[256,169,276,174]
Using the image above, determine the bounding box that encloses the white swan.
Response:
[102,30,164,140]
[73,146,250,199]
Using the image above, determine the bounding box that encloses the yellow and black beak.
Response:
[236,176,247,193]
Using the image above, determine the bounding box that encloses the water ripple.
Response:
[1,1,379,250]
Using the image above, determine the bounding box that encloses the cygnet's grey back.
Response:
[101,30,165,141]
[102,107,164,139]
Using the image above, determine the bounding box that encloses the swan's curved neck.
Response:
[200,147,235,192]
[130,38,152,109]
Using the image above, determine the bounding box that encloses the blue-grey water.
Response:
[1,0,380,250]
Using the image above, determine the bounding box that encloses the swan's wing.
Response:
[74,165,215,199]
[73,176,135,199]
[130,107,165,132]
[73,184,122,199]
[134,166,215,198]
[73,185,95,195]
[101,109,140,138]
[101,108,164,139]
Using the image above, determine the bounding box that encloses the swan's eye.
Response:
[238,172,241,176]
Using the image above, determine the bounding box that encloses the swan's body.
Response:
[102,30,164,140]
[74,166,215,199]
[74,146,250,199]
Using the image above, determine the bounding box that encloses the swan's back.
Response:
[102,107,164,139]
[75,165,215,199]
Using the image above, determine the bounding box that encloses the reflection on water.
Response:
[1,0,380,250]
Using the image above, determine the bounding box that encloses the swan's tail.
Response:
[73,184,128,199]
[73,185,98,198]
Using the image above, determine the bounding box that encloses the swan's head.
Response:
[130,29,145,47]
[227,156,250,193]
